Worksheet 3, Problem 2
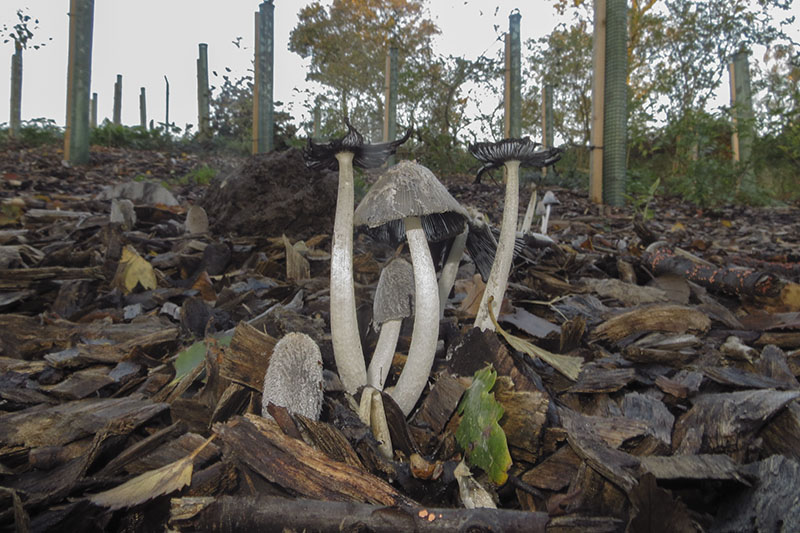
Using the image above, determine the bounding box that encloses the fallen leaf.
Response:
[489,297,583,381]
[112,245,157,294]
[89,435,215,510]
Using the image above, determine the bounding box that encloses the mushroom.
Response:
[354,160,468,415]
[303,120,410,395]
[468,138,562,331]
[261,332,324,421]
[539,191,560,235]
[368,257,414,390]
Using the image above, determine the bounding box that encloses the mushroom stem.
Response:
[390,216,439,416]
[330,150,367,394]
[474,159,520,331]
[541,204,552,234]
[367,319,402,390]
[519,187,538,234]
[438,227,468,318]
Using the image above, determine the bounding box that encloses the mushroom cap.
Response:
[354,160,469,244]
[468,137,564,181]
[542,190,560,206]
[373,257,415,325]
[303,119,411,171]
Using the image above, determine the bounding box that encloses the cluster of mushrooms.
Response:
[262,120,562,454]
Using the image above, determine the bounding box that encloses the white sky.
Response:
[0,0,566,132]
[1,1,797,135]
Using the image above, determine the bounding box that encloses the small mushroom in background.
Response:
[261,332,324,421]
[368,258,414,390]
[184,205,209,235]
[303,119,410,395]
[539,191,560,235]
[354,160,467,416]
[468,137,563,332]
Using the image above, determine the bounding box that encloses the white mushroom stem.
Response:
[474,159,520,331]
[390,216,439,416]
[330,150,367,394]
[519,186,537,234]
[437,227,468,319]
[540,204,552,234]
[367,319,402,390]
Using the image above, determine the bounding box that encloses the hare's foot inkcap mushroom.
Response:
[302,120,410,395]
[261,332,324,421]
[468,137,563,332]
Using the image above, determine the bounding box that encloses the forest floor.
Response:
[1,143,800,532]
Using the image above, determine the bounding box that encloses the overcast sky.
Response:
[0,0,571,134]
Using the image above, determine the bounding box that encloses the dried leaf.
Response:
[88,435,215,510]
[455,365,512,485]
[488,297,583,381]
[113,245,157,294]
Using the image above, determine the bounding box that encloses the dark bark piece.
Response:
[672,389,800,455]
[0,395,167,449]
[702,366,788,390]
[642,244,783,298]
[621,392,674,447]
[713,455,800,532]
[219,321,278,392]
[646,274,690,304]
[626,473,696,533]
[186,460,239,497]
[499,306,561,338]
[123,432,220,475]
[412,370,466,435]
[569,367,636,393]
[639,454,747,483]
[755,330,800,348]
[294,415,365,469]
[0,266,104,290]
[566,461,628,518]
[760,401,800,461]
[559,316,586,353]
[213,414,413,506]
[521,444,582,491]
[49,369,116,400]
[495,377,549,462]
[581,277,669,306]
[623,346,696,367]
[209,382,252,426]
[591,304,711,343]
[756,344,800,389]
[739,311,800,331]
[97,421,187,477]
[559,409,642,491]
[169,495,549,533]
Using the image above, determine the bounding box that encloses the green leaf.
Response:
[171,334,232,384]
[455,365,512,485]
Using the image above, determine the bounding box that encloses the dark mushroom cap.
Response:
[303,118,412,171]
[354,160,469,245]
[469,137,564,181]
[373,257,415,326]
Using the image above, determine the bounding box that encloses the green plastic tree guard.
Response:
[507,11,521,139]
[730,50,756,194]
[139,87,147,128]
[64,0,95,165]
[9,42,22,138]
[197,43,210,137]
[602,0,627,206]
[113,74,122,125]
[253,0,274,153]
[383,46,398,166]
[91,92,97,129]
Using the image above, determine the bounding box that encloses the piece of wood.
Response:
[0,266,104,290]
[591,304,711,343]
[495,377,549,461]
[673,389,800,455]
[621,392,674,447]
[283,235,310,281]
[580,277,668,306]
[219,321,278,391]
[521,444,582,491]
[640,454,747,483]
[568,367,636,394]
[702,365,788,390]
[412,371,466,435]
[213,414,414,506]
[169,495,550,532]
[761,401,800,461]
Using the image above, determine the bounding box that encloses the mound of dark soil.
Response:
[201,148,338,240]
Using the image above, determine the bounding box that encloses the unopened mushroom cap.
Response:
[542,191,560,206]
[354,160,468,244]
[261,332,324,420]
[373,257,415,325]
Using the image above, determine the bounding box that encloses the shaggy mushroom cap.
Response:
[354,160,469,242]
[373,257,415,328]
[469,137,563,181]
[542,190,560,207]
[303,118,411,171]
